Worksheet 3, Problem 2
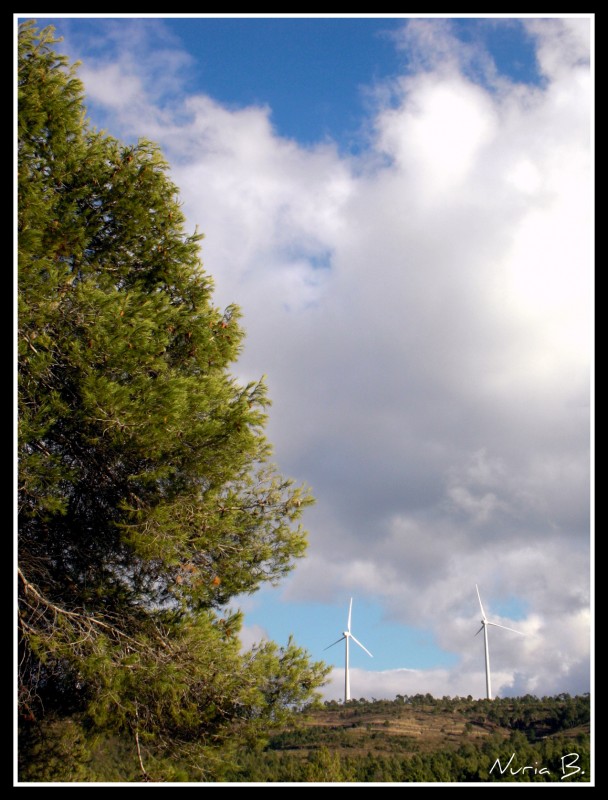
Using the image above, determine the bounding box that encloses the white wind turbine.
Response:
[324,598,373,702]
[475,584,525,700]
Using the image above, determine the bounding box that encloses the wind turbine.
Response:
[475,584,524,700]
[324,598,373,702]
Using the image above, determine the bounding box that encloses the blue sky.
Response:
[17,14,593,701]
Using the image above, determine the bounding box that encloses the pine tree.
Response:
[18,21,328,781]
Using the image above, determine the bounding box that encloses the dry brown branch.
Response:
[17,567,170,655]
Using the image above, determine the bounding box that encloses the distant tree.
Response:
[304,747,353,782]
[18,21,328,781]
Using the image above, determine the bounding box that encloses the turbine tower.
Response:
[475,584,524,700]
[324,598,373,702]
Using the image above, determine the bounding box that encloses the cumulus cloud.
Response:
[60,17,591,699]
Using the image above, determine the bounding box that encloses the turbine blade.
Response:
[350,634,373,658]
[324,635,346,651]
[347,598,353,633]
[475,624,484,636]
[487,621,525,635]
[476,584,487,620]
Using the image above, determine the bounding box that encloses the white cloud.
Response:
[79,63,144,110]
[65,17,591,698]
[375,74,497,197]
[239,623,270,652]
[524,18,591,81]
[324,665,524,702]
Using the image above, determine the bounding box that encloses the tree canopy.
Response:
[17,21,328,782]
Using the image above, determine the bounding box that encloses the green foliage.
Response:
[19,716,93,782]
[225,694,591,783]
[18,21,328,781]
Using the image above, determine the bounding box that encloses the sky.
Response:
[17,14,593,702]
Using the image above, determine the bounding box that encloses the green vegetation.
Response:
[225,694,591,783]
[18,21,328,782]
[18,688,591,782]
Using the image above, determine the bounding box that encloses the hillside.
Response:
[227,694,591,783]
